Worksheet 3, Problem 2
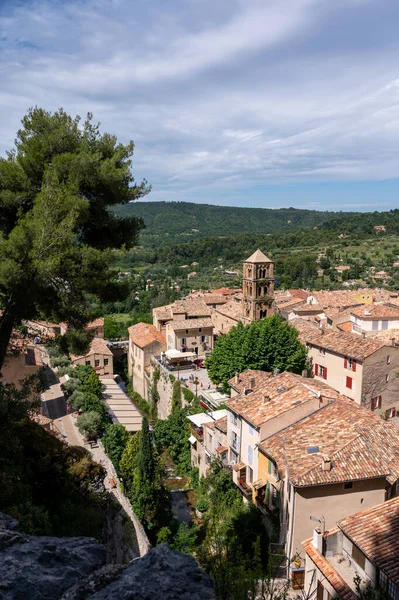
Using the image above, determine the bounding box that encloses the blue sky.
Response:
[1,0,399,211]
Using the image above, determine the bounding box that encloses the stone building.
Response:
[241,249,274,322]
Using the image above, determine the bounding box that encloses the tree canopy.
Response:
[205,315,308,388]
[0,107,150,368]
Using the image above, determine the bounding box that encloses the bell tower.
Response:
[242,249,274,322]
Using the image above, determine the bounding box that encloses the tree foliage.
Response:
[0,107,150,369]
[206,315,308,388]
[101,424,129,468]
[76,411,103,440]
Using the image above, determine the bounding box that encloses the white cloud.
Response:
[1,0,399,207]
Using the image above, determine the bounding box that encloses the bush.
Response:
[169,374,175,383]
[129,390,151,415]
[102,424,129,469]
[51,356,71,368]
[196,498,209,512]
[63,378,81,393]
[182,387,195,403]
[76,411,103,440]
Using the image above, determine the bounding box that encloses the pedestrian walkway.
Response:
[101,378,142,433]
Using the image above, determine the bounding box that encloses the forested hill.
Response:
[114,201,357,246]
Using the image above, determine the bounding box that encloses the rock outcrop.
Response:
[0,513,215,600]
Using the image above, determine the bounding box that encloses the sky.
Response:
[1,0,399,211]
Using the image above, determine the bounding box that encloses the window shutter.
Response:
[378,395,382,408]
[266,481,270,505]
[344,357,347,369]
[268,460,272,474]
[324,367,328,380]
[371,398,375,411]
[391,408,396,418]
[352,360,356,372]
[315,364,319,376]
[346,376,352,389]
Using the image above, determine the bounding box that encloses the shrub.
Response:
[182,387,195,403]
[51,356,71,368]
[63,378,81,393]
[76,411,102,440]
[196,498,209,513]
[169,374,175,383]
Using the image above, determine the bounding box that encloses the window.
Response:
[270,485,278,508]
[104,358,109,366]
[386,407,396,419]
[317,365,327,380]
[379,571,398,599]
[371,396,382,411]
[319,348,325,356]
[346,376,353,390]
[95,359,100,367]
[208,433,212,444]
[85,360,91,366]
[247,445,253,466]
[232,431,238,450]
[344,481,353,489]
[248,423,254,436]
[352,544,366,570]
[181,337,187,346]
[386,374,390,383]
[199,328,202,333]
[382,320,389,331]
[248,466,253,483]
[387,355,391,364]
[372,320,379,331]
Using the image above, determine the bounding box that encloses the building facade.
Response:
[241,249,274,322]
[128,323,166,399]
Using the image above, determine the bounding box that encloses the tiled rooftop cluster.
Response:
[128,323,166,348]
[260,397,399,487]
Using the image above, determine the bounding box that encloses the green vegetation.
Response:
[206,315,308,388]
[0,106,149,370]
[114,201,355,247]
[0,380,106,538]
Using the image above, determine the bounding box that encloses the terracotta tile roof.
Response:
[71,337,113,360]
[277,299,305,310]
[228,369,272,394]
[227,372,340,428]
[371,328,399,344]
[171,298,211,317]
[310,290,366,309]
[351,303,399,320]
[294,303,324,314]
[260,397,399,487]
[337,321,353,333]
[86,317,104,328]
[154,308,173,321]
[167,318,214,331]
[128,323,166,348]
[200,294,229,305]
[302,538,356,600]
[213,288,240,296]
[213,298,243,321]
[288,289,310,300]
[324,307,354,320]
[295,326,386,361]
[338,497,399,585]
[204,416,228,434]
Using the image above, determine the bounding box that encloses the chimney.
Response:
[322,455,332,471]
[301,369,308,378]
[312,528,323,553]
[263,394,270,403]
[249,377,255,390]
[235,372,239,385]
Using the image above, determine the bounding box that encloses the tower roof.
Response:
[245,249,272,263]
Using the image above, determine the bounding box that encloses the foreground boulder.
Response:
[0,514,215,600]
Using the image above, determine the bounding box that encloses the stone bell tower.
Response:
[242,249,274,322]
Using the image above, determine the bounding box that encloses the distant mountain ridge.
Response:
[114,201,359,246]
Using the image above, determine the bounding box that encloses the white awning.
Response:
[164,349,197,359]
[188,435,197,445]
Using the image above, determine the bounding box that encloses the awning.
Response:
[252,479,266,490]
[188,435,197,445]
[164,349,196,360]
[216,446,227,454]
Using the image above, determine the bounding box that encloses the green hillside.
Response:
[114,201,357,246]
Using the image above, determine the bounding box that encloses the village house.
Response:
[127,322,166,399]
[303,496,399,599]
[258,397,399,585]
[153,297,211,333]
[188,410,227,477]
[71,337,113,377]
[350,303,399,335]
[165,317,214,356]
[0,331,44,388]
[293,319,399,417]
[226,372,340,499]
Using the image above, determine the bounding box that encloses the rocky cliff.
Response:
[0,513,215,600]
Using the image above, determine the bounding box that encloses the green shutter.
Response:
[266,481,270,505]
[268,460,272,474]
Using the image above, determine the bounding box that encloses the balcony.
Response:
[232,463,252,498]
